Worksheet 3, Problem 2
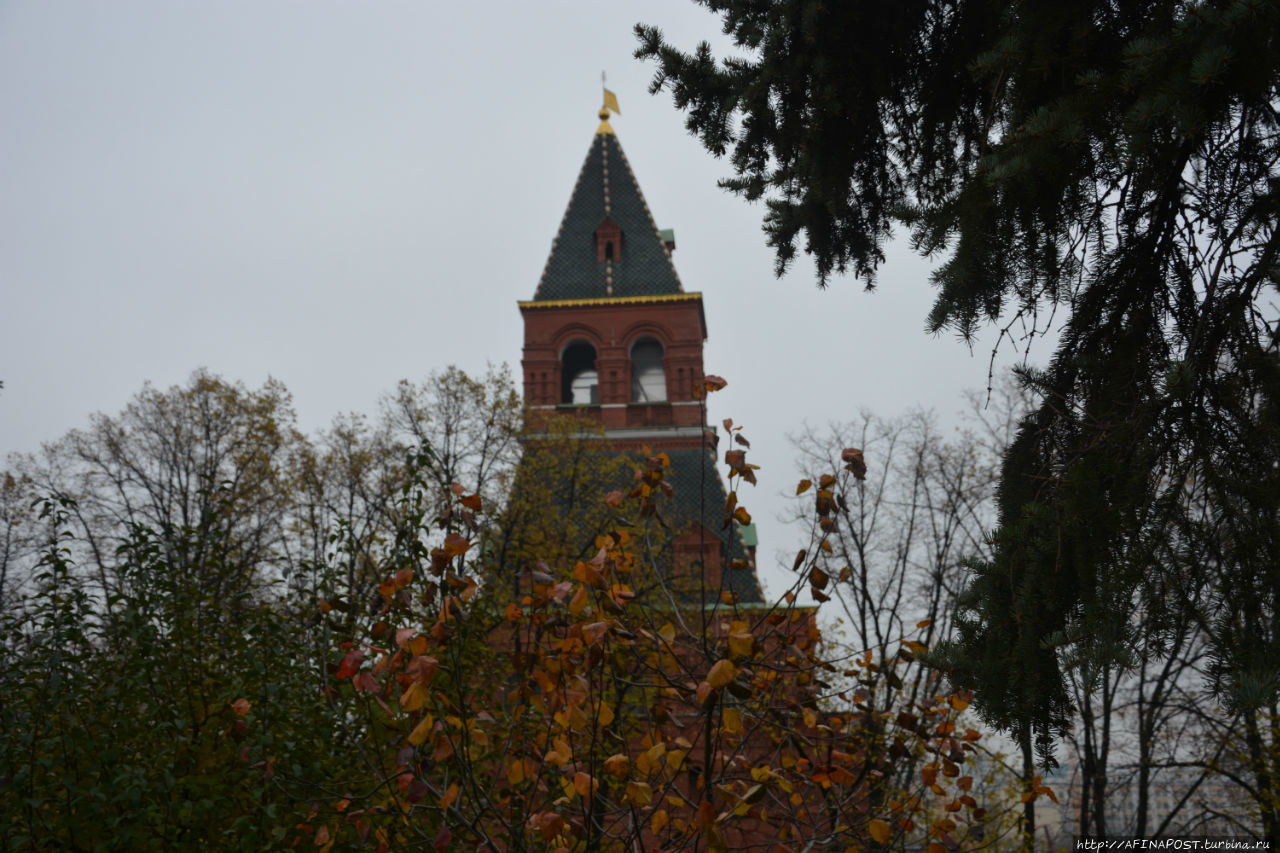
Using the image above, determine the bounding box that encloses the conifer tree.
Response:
[640,0,1280,837]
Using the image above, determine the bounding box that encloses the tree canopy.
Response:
[639,0,1280,836]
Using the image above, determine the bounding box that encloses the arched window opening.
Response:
[561,341,598,405]
[631,338,667,402]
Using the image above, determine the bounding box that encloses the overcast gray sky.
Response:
[0,2,1039,596]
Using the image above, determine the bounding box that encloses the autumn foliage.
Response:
[0,371,1007,851]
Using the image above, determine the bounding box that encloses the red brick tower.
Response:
[517,99,763,605]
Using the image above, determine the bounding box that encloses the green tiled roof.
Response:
[658,447,765,605]
[533,131,684,301]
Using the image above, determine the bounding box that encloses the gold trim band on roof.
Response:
[518,292,702,310]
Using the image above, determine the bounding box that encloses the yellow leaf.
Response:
[796,479,813,495]
[722,706,743,734]
[400,682,429,713]
[707,659,737,689]
[651,808,669,834]
[626,781,652,806]
[658,623,676,644]
[868,818,891,843]
[604,753,629,779]
[507,760,525,784]
[407,714,434,746]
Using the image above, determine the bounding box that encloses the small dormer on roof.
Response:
[532,93,684,302]
[595,217,621,263]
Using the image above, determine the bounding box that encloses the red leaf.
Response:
[432,826,452,851]
[335,649,365,680]
[352,672,380,693]
[842,447,867,480]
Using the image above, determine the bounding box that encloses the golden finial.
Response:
[597,71,619,135]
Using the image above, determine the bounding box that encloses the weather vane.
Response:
[597,71,620,135]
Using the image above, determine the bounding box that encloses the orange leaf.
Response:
[703,375,727,393]
[439,782,459,810]
[795,478,813,495]
[568,583,590,616]
[231,698,251,716]
[733,506,752,526]
[604,490,624,508]
[573,771,597,798]
[582,621,609,645]
[868,818,891,843]
[443,533,470,557]
[460,493,482,511]
[536,812,564,841]
[694,800,716,832]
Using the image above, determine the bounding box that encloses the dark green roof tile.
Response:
[533,131,684,301]
[654,447,765,606]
